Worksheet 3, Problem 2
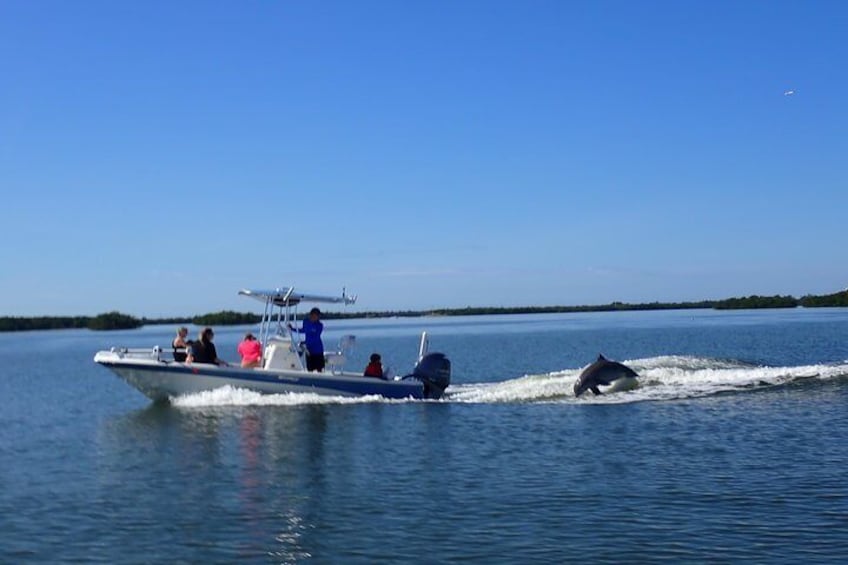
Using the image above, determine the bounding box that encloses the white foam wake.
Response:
[168,357,848,407]
[171,385,409,408]
[448,370,580,404]
[447,356,848,405]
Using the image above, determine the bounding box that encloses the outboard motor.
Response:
[404,352,451,399]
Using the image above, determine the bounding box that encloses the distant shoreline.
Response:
[2,290,846,332]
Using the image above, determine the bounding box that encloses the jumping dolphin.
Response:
[573,354,639,397]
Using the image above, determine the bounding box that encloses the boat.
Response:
[94,287,451,402]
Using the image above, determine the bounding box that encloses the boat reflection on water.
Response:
[99,403,343,562]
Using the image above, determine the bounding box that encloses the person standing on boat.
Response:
[187,327,228,366]
[172,326,190,362]
[288,307,325,372]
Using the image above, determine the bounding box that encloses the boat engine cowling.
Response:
[405,352,451,399]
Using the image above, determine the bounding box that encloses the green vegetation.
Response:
[0,312,143,332]
[87,311,143,331]
[708,290,848,310]
[424,300,717,316]
[2,289,846,332]
[192,310,262,326]
[712,295,798,310]
[0,316,90,332]
[799,289,848,307]
[141,315,192,326]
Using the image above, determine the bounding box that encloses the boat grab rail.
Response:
[105,346,174,363]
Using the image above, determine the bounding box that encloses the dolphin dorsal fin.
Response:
[597,354,607,361]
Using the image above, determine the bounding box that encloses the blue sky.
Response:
[1,1,846,316]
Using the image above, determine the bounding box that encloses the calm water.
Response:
[2,309,847,563]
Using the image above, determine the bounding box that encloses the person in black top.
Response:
[172,326,190,362]
[187,327,228,366]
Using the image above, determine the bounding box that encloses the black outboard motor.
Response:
[404,352,451,399]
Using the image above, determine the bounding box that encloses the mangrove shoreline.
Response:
[2,290,847,332]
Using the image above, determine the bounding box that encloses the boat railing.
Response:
[418,331,429,361]
[105,346,175,362]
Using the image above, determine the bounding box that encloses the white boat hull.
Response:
[94,351,427,402]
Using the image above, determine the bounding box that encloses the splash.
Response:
[171,385,410,408]
[449,356,848,405]
[168,357,848,407]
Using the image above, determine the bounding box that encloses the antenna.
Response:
[341,286,357,305]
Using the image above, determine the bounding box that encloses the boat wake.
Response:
[449,355,848,404]
[170,386,413,408]
[169,356,848,407]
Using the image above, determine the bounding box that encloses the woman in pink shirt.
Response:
[238,333,262,368]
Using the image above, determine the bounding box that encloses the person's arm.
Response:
[210,343,228,366]
[186,340,205,363]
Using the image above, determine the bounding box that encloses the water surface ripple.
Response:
[1,309,847,563]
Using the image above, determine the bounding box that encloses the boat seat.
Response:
[325,352,346,370]
[325,335,356,373]
[263,335,304,371]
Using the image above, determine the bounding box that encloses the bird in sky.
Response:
[784,89,796,96]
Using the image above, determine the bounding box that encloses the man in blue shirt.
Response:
[288,308,325,372]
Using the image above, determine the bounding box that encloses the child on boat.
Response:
[364,353,384,379]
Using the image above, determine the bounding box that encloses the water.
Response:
[2,309,847,563]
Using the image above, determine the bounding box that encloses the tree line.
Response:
[2,290,847,332]
[0,312,144,332]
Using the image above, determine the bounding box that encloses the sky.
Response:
[1,1,846,316]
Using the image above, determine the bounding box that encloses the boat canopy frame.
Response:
[238,287,357,353]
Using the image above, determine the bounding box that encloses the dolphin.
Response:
[573,354,639,397]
